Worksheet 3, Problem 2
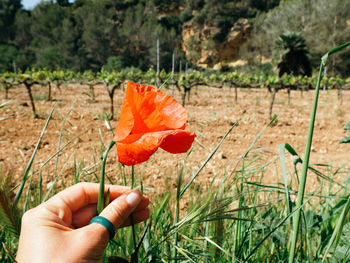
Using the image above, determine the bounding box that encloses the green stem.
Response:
[289,41,350,263]
[321,194,350,263]
[131,165,138,262]
[97,141,115,214]
[173,165,183,263]
[173,196,180,262]
[288,61,324,263]
[14,105,56,208]
[180,120,239,197]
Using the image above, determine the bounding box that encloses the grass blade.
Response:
[14,104,56,207]
[321,195,350,263]
[244,199,308,262]
[97,141,115,214]
[0,174,21,237]
[289,42,350,263]
[52,102,75,190]
[228,115,278,181]
[278,143,296,217]
[43,153,74,202]
[23,170,34,213]
[0,101,12,109]
[180,119,239,197]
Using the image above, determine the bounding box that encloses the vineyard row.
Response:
[1,69,349,119]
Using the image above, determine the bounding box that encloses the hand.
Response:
[16,182,150,263]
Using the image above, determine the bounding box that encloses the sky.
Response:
[22,0,74,9]
[22,0,45,9]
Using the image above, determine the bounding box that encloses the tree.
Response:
[246,0,350,76]
[0,45,22,72]
[13,10,34,69]
[0,0,22,44]
[276,32,311,76]
[103,56,124,72]
[36,46,65,70]
[29,2,71,69]
[74,1,114,70]
[120,2,165,70]
[56,0,71,6]
[59,18,80,70]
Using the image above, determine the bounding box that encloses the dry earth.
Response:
[1,83,350,197]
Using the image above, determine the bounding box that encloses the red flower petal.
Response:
[160,130,196,153]
[114,81,196,166]
[114,98,134,142]
[116,130,196,166]
[126,82,187,131]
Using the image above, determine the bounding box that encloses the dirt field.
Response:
[1,83,349,194]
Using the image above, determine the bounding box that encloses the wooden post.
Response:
[24,81,37,118]
[269,87,277,120]
[323,66,327,91]
[156,39,160,89]
[172,53,175,97]
[13,60,17,75]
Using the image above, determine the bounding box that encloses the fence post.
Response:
[156,39,160,89]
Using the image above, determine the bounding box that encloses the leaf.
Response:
[14,105,56,207]
[321,195,350,263]
[334,223,350,262]
[0,174,21,237]
[0,101,12,109]
[343,122,350,132]
[340,135,350,144]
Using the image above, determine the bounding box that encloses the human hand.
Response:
[16,182,149,263]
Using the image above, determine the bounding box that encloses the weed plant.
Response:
[1,43,350,262]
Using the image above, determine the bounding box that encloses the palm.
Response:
[276,32,312,77]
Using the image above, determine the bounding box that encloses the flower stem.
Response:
[131,165,138,262]
[288,41,350,263]
[173,165,183,263]
[97,141,115,214]
[288,61,323,263]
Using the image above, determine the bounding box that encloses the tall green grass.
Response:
[1,43,350,262]
[289,42,350,263]
[2,110,349,262]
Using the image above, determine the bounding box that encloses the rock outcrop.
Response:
[182,18,252,69]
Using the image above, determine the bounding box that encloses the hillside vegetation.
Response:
[0,0,349,76]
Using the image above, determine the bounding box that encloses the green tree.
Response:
[56,0,71,7]
[121,2,164,70]
[246,0,350,76]
[74,0,115,70]
[103,56,124,72]
[36,46,65,70]
[191,0,278,42]
[0,0,288,72]
[13,10,34,69]
[29,2,70,69]
[276,32,311,76]
[0,45,22,72]
[0,0,22,44]
[59,17,80,70]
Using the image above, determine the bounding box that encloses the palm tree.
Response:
[276,32,312,76]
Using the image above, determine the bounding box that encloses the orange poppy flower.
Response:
[113,81,196,166]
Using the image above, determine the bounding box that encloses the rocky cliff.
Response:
[182,18,252,69]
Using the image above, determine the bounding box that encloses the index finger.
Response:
[46,182,131,212]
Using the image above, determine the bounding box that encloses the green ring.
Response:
[89,216,116,240]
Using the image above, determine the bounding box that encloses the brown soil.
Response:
[1,84,349,196]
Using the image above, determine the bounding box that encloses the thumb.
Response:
[82,189,142,242]
[100,189,142,229]
[71,190,142,261]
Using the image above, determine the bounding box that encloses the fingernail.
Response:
[126,191,141,206]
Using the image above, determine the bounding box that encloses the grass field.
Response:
[1,48,350,262]
[1,82,350,262]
